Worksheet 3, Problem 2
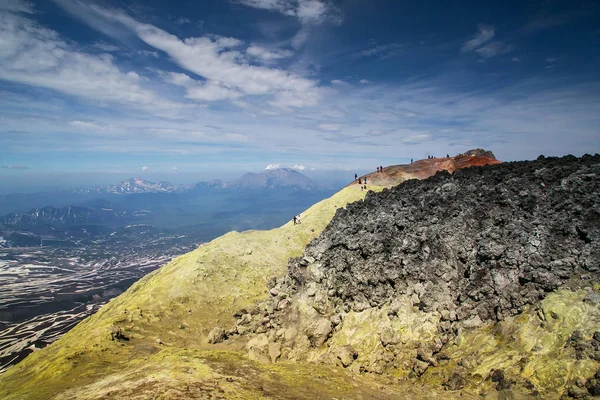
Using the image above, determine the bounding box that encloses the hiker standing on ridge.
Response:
[355,173,358,180]
[380,165,383,172]
[376,167,379,173]
[358,178,362,184]
[293,216,297,225]
[296,214,302,224]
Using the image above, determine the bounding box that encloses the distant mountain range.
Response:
[71,168,325,195]
[0,168,335,247]
[71,178,187,195]
[0,168,329,216]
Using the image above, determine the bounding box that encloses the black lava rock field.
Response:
[289,154,600,329]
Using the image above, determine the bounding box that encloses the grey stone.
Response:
[207,327,227,344]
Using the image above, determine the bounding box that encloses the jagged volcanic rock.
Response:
[286,154,599,327]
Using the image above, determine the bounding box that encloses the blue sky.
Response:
[0,0,599,190]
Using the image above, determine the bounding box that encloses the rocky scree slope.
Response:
[228,154,600,397]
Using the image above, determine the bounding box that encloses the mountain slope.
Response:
[250,154,600,397]
[229,168,325,190]
[0,154,503,399]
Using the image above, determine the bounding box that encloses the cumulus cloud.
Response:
[141,166,149,171]
[265,163,280,170]
[461,24,495,53]
[172,167,179,171]
[65,4,321,108]
[291,164,305,170]
[1,165,30,169]
[236,0,339,24]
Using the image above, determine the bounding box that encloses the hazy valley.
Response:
[0,168,336,373]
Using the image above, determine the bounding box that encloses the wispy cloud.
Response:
[291,164,305,170]
[461,24,512,59]
[92,41,120,52]
[58,3,322,108]
[138,50,159,58]
[362,42,402,59]
[461,24,495,53]
[475,41,512,58]
[0,0,34,13]
[1,165,30,170]
[235,0,340,24]
[246,44,293,62]
[265,163,280,170]
[175,17,191,25]
[0,9,184,115]
[140,166,149,171]
[317,123,341,131]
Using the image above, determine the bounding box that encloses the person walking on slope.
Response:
[380,165,383,172]
[296,214,302,224]
[376,167,380,173]
[293,216,297,225]
[355,173,358,180]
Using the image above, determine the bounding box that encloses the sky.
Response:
[0,0,599,191]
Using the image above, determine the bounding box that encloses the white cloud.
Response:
[92,42,120,52]
[330,79,349,86]
[236,0,338,24]
[512,57,521,62]
[175,17,191,25]
[475,41,512,58]
[291,164,305,170]
[359,79,369,84]
[1,164,30,170]
[141,166,149,171]
[546,57,557,63]
[172,166,179,171]
[246,44,293,62]
[138,50,159,58]
[0,0,34,13]
[362,42,402,58]
[317,123,341,131]
[69,120,118,131]
[72,5,321,108]
[461,24,495,53]
[0,10,183,114]
[265,163,280,170]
